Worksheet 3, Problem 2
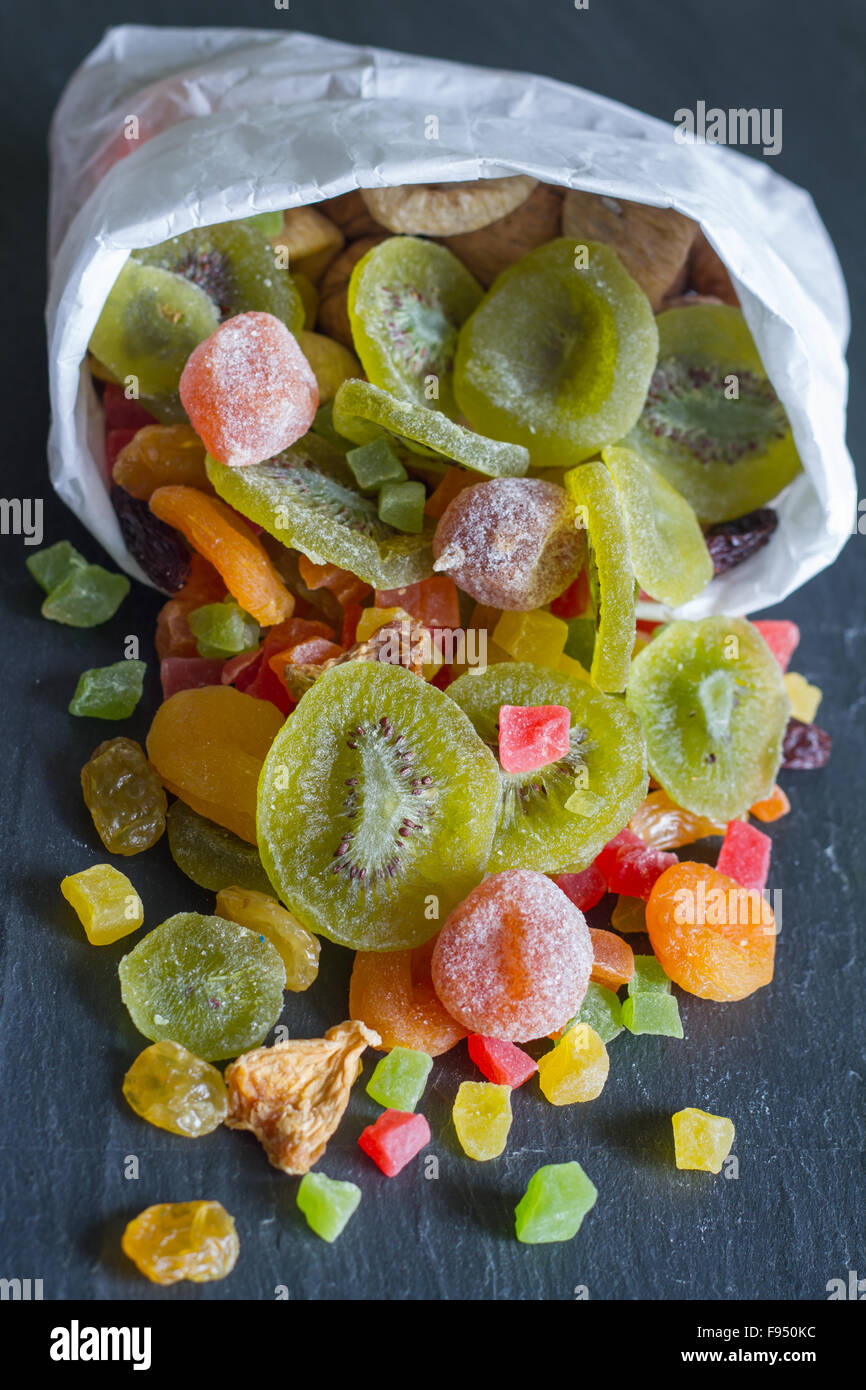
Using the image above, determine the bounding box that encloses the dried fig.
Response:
[319,189,387,239]
[316,235,388,348]
[272,206,344,283]
[561,191,697,309]
[361,176,538,236]
[437,182,564,286]
[688,231,740,305]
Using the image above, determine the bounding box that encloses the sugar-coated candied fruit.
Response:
[365,1046,433,1112]
[537,1023,609,1104]
[358,1108,431,1177]
[452,1081,513,1160]
[60,864,143,946]
[121,1200,239,1285]
[672,1107,735,1174]
[514,1161,598,1244]
[297,1172,361,1243]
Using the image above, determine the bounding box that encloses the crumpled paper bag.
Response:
[47,24,855,616]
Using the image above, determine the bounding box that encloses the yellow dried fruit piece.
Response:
[122,1200,239,1285]
[610,894,648,934]
[215,885,320,991]
[537,1023,609,1104]
[298,330,361,403]
[354,604,411,643]
[452,1081,513,1160]
[783,671,822,724]
[224,1020,380,1174]
[672,1107,735,1173]
[629,788,726,850]
[60,864,143,945]
[273,205,344,282]
[122,1040,228,1136]
[493,609,567,667]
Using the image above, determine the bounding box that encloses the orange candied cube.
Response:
[297,554,371,607]
[424,466,475,519]
[749,785,791,823]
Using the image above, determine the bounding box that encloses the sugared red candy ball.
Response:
[452,1081,513,1160]
[433,477,585,610]
[122,1040,228,1136]
[431,869,592,1042]
[672,1107,735,1173]
[179,310,318,468]
[121,1201,239,1285]
[498,703,571,774]
[514,1161,597,1244]
[60,864,143,946]
[538,1023,609,1104]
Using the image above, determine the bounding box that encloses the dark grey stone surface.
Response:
[1,0,863,1301]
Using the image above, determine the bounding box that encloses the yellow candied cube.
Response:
[354,605,411,643]
[493,609,568,667]
[784,671,822,724]
[452,1081,512,1160]
[672,1107,735,1173]
[558,652,592,682]
[60,864,143,946]
[538,1023,609,1105]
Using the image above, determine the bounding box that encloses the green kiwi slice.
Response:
[453,238,659,468]
[563,461,636,693]
[134,220,304,334]
[447,662,648,874]
[348,236,483,417]
[624,305,801,523]
[257,662,501,950]
[626,616,790,820]
[205,433,434,589]
[332,379,530,477]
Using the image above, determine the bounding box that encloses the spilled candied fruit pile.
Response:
[32,181,834,1275]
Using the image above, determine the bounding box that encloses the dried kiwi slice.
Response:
[447,662,647,873]
[601,445,713,608]
[626,617,790,820]
[118,913,286,1061]
[348,236,483,416]
[563,461,636,693]
[134,220,304,334]
[453,238,659,468]
[205,433,434,589]
[332,379,530,478]
[257,662,501,950]
[624,305,801,523]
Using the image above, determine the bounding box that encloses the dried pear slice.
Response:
[361,176,538,236]
[563,461,636,694]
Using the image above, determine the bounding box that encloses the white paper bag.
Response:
[47,24,855,615]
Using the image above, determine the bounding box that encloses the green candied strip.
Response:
[297,1172,361,1243]
[68,660,146,719]
[26,540,86,594]
[366,1047,433,1112]
[332,378,530,478]
[563,460,635,694]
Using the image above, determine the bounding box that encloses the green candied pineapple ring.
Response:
[453,238,659,469]
[563,461,636,694]
[257,661,501,951]
[118,913,286,1062]
[347,236,483,416]
[90,259,219,401]
[332,378,530,478]
[624,304,802,524]
[601,445,713,608]
[625,616,790,821]
[447,662,647,874]
[134,220,304,335]
[205,432,434,589]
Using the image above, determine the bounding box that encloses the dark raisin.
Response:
[111,485,190,593]
[705,508,778,576]
[781,718,831,770]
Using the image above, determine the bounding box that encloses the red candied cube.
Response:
[179,310,318,469]
[221,648,262,688]
[244,657,294,715]
[342,602,364,649]
[160,656,225,700]
[554,865,608,912]
[752,619,800,672]
[594,828,677,900]
[102,383,156,432]
[358,1110,431,1177]
[550,570,590,619]
[375,576,460,631]
[467,1035,537,1088]
[716,820,772,892]
[498,704,571,774]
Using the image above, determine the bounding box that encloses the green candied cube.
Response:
[366,1046,433,1112]
[515,1161,597,1245]
[297,1172,361,1243]
[378,480,426,534]
[347,437,407,492]
[629,955,672,995]
[560,982,623,1044]
[26,540,87,594]
[42,565,130,627]
[245,210,284,237]
[188,600,259,659]
[68,660,146,719]
[622,991,684,1038]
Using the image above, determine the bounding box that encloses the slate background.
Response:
[1,0,863,1302]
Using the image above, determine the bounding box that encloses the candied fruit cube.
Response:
[514,1161,597,1244]
[493,609,568,668]
[358,1109,431,1176]
[365,1046,433,1113]
[557,652,592,682]
[346,437,407,491]
[538,1024,609,1104]
[42,564,130,627]
[716,819,771,891]
[549,571,591,619]
[749,784,791,823]
[752,618,799,671]
[572,982,623,1044]
[783,671,822,723]
[497,703,571,774]
[69,659,146,719]
[672,1107,735,1173]
[60,864,143,945]
[377,480,426,534]
[629,954,673,994]
[375,576,460,631]
[554,866,607,912]
[622,992,683,1038]
[354,605,411,643]
[188,600,260,659]
[26,539,86,593]
[297,1171,361,1242]
[467,1035,537,1088]
[594,828,677,900]
[452,1081,513,1160]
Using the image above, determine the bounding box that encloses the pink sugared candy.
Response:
[498,704,571,774]
[752,619,800,672]
[594,828,677,900]
[467,1035,537,1088]
[358,1110,431,1177]
[431,869,592,1042]
[554,865,607,912]
[716,820,771,892]
[179,310,318,468]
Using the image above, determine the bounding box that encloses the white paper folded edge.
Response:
[46,25,855,616]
